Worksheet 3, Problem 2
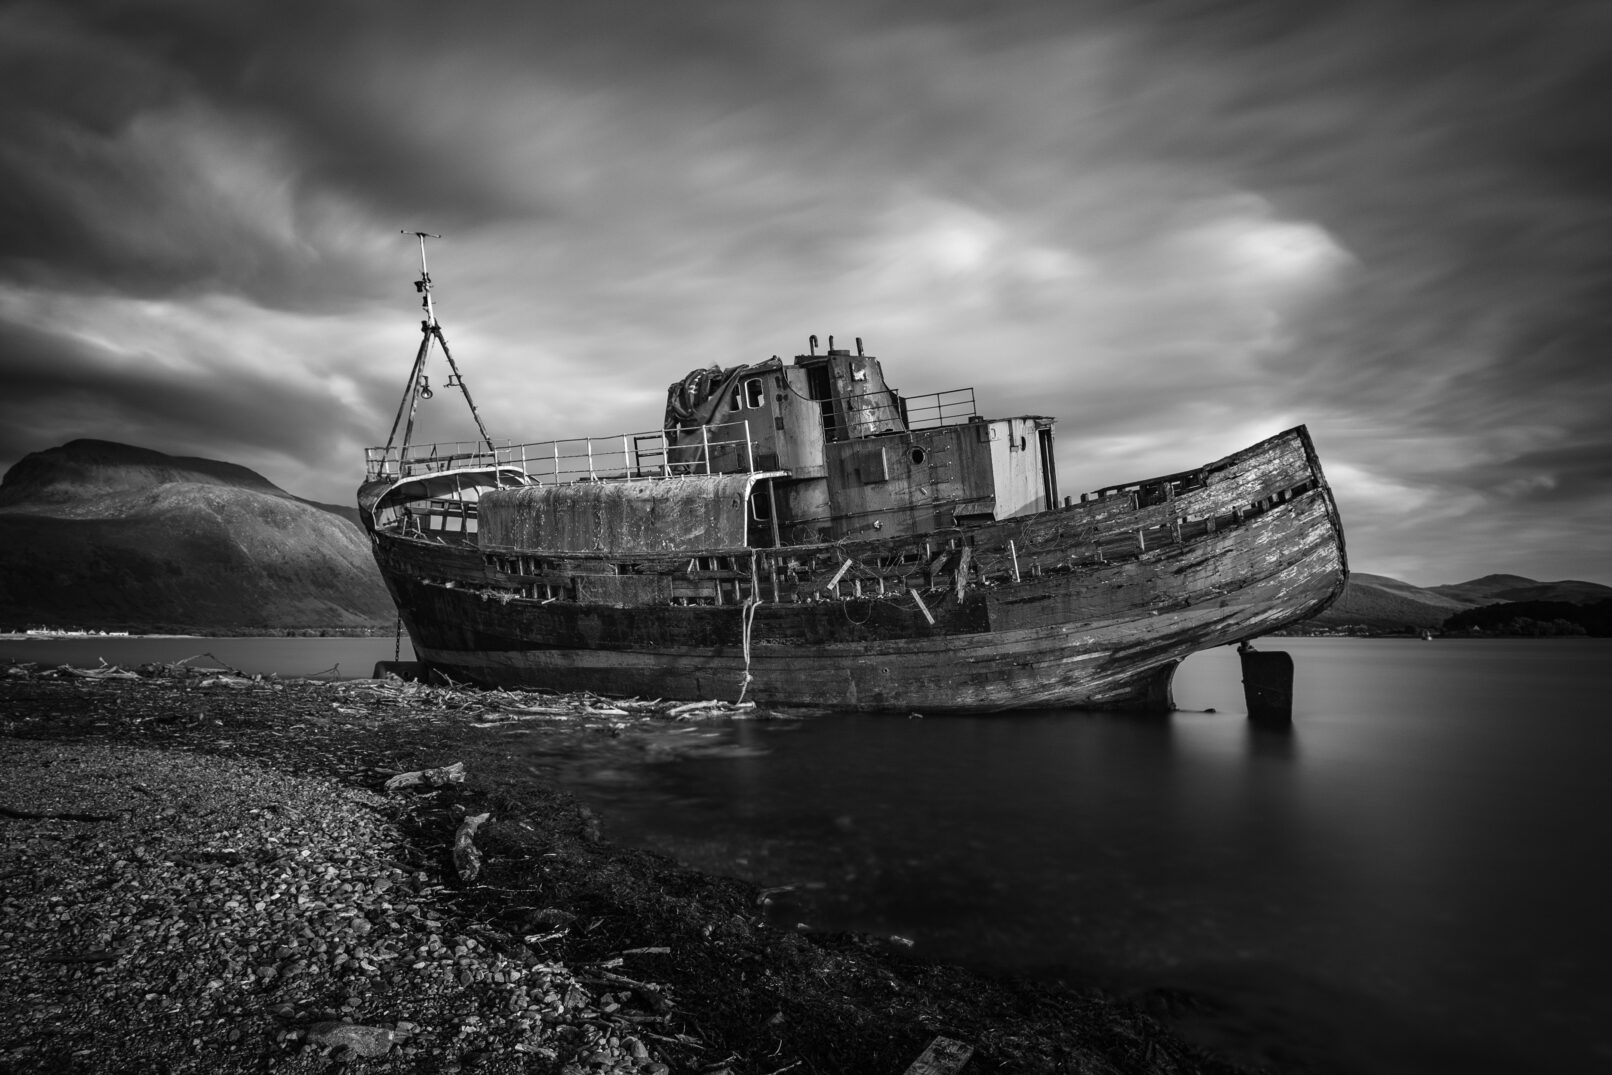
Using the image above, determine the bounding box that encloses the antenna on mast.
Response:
[382,231,495,466]
[403,229,442,327]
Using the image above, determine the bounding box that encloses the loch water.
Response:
[5,634,1608,1074]
[0,634,406,680]
[527,638,1612,1075]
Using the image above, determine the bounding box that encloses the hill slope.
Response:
[1304,572,1471,629]
[1306,571,1612,632]
[1428,574,1612,606]
[0,440,392,633]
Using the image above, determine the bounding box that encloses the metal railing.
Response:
[366,419,757,483]
[900,387,977,429]
[813,386,978,441]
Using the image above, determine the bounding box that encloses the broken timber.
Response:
[903,1035,975,1075]
[384,761,466,792]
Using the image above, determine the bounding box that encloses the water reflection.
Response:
[547,640,1612,1075]
[1245,722,1297,761]
[566,702,1323,982]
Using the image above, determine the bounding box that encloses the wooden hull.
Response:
[363,426,1346,712]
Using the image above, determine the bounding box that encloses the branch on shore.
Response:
[383,761,466,792]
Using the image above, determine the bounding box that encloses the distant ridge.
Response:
[1428,574,1612,606]
[1305,571,1612,632]
[0,440,392,634]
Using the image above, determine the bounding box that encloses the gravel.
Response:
[0,739,665,1073]
[2,662,1259,1075]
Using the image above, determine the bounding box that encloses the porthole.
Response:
[908,447,927,465]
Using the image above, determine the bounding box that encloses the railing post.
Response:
[745,420,754,472]
[701,425,712,474]
[552,441,560,482]
[622,433,631,478]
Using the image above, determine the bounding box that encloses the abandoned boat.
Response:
[358,239,1347,712]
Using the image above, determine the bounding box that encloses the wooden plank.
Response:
[902,1035,974,1075]
[910,588,935,625]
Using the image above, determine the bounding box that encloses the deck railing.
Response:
[815,386,978,441]
[900,387,978,429]
[365,419,757,483]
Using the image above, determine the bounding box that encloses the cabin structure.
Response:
[661,338,1058,548]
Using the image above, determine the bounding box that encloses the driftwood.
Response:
[902,1036,974,1075]
[58,664,141,681]
[453,812,491,882]
[383,761,466,792]
[667,700,756,719]
[584,967,673,1014]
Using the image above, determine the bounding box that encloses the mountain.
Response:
[1427,574,1612,606]
[1303,572,1471,630]
[0,440,392,633]
[1304,571,1612,633]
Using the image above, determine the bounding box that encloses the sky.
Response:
[1,0,1608,587]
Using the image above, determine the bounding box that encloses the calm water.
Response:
[0,635,409,679]
[5,635,1607,1073]
[526,639,1612,1075]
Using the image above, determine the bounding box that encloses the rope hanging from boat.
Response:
[736,550,762,704]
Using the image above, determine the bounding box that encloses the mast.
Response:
[382,232,495,471]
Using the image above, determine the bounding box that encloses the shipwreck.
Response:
[358,236,1347,712]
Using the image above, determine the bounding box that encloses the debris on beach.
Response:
[1,656,771,730]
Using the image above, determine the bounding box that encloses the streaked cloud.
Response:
[1,0,1608,584]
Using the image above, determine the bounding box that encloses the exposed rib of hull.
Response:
[366,427,1346,712]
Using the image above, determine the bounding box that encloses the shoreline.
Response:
[1,662,1254,1074]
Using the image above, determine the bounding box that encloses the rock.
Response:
[453,812,491,882]
[305,1021,396,1058]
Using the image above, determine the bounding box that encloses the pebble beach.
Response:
[1,660,1251,1074]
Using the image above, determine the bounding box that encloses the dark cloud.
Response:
[0,317,380,482]
[1,0,1609,582]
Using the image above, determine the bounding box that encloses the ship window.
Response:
[743,378,765,409]
[751,493,772,522]
[908,447,926,466]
